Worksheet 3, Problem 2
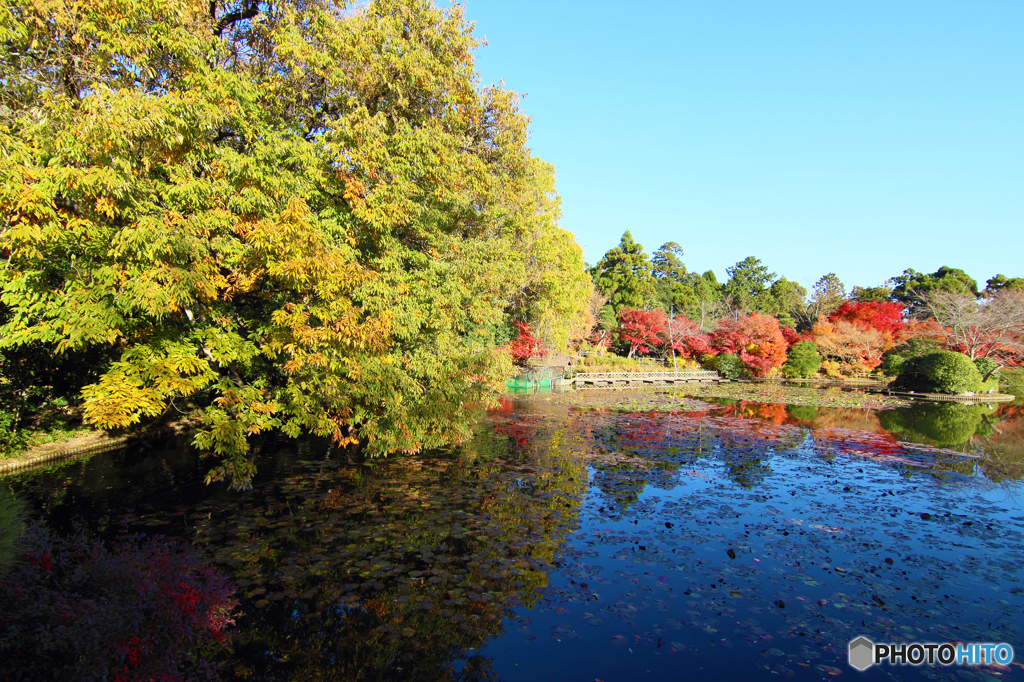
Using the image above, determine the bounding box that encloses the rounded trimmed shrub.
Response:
[782,341,821,379]
[891,351,984,394]
[878,336,944,377]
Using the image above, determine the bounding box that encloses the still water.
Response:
[10,398,1024,681]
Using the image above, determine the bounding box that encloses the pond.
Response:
[8,396,1024,681]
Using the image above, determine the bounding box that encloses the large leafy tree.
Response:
[0,0,588,486]
[590,231,655,313]
[762,278,806,329]
[850,283,894,303]
[685,270,724,329]
[985,274,1024,295]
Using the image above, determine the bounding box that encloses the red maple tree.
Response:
[506,322,544,363]
[781,325,809,348]
[616,308,667,356]
[663,314,714,358]
[709,313,788,377]
[828,300,907,335]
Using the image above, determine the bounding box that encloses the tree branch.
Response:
[215,4,259,36]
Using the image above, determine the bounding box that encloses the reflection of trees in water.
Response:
[877,403,991,449]
[183,417,587,681]
[972,404,1024,482]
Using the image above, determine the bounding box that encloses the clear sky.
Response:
[457,0,1023,294]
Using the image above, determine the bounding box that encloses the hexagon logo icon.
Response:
[848,636,875,671]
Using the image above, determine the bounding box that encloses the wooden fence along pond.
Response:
[572,370,722,390]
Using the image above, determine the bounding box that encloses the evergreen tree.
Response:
[651,242,697,313]
[723,257,777,312]
[590,231,655,313]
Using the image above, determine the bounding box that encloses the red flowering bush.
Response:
[0,523,237,681]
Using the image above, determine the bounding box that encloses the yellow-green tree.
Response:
[0,0,590,486]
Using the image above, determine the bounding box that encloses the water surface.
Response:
[10,398,1024,681]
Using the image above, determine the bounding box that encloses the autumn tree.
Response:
[812,300,909,373]
[663,313,714,359]
[506,323,543,365]
[708,314,787,377]
[0,0,590,486]
[590,232,655,313]
[812,319,888,372]
[615,308,667,357]
[920,288,1024,368]
[828,301,908,336]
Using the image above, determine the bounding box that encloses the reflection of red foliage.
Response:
[492,415,543,447]
[1,528,237,682]
[491,398,517,414]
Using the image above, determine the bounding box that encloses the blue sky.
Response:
[458,0,1023,293]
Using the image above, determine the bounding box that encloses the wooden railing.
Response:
[573,370,720,389]
[575,370,718,381]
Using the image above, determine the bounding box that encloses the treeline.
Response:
[0,0,593,484]
[578,231,1024,383]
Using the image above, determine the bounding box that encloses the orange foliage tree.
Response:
[709,313,787,377]
[811,319,888,372]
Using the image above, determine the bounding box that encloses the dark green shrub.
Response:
[879,336,943,376]
[706,353,745,379]
[782,341,821,379]
[973,357,999,379]
[891,351,984,394]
